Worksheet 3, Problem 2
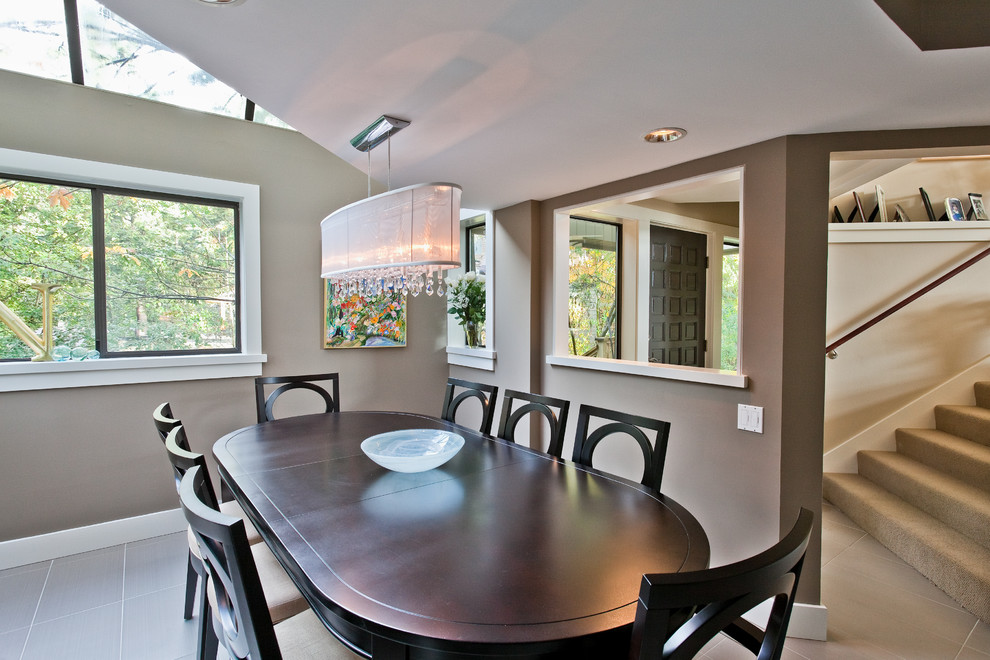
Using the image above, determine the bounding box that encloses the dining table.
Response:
[213,411,710,659]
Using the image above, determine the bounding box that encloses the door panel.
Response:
[648,226,707,367]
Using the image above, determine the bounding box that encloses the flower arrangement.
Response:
[446,271,486,347]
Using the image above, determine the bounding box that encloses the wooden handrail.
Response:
[826,243,990,357]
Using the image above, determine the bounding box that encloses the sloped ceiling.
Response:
[97,1,990,210]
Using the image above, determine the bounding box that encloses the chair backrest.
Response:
[164,425,220,510]
[152,401,182,444]
[496,389,570,457]
[571,404,671,493]
[440,377,499,434]
[255,373,340,423]
[628,507,814,660]
[178,465,282,660]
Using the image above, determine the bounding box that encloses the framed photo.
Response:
[894,204,910,222]
[875,185,888,222]
[969,192,988,220]
[945,197,965,222]
[323,282,406,349]
[919,187,937,221]
[853,191,867,223]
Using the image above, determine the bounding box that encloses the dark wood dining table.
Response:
[213,411,710,659]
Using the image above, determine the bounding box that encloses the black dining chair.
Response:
[628,507,814,660]
[255,373,340,423]
[152,404,205,622]
[166,430,311,659]
[496,389,570,457]
[178,465,362,660]
[152,401,181,444]
[440,377,499,434]
[571,404,671,494]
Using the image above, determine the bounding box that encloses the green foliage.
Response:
[0,177,236,359]
[568,243,617,356]
[720,252,740,371]
[446,271,486,326]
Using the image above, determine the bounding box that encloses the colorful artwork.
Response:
[324,282,406,349]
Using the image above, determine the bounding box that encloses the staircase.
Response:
[823,381,990,623]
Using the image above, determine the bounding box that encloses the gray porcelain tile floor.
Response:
[1,502,988,659]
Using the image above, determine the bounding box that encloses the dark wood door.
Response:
[648,225,707,367]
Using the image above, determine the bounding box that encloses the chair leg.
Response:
[184,550,198,620]
[197,571,219,660]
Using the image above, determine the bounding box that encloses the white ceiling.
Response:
[97,0,990,211]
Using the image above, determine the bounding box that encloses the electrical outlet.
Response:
[737,404,764,433]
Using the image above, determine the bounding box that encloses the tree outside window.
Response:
[0,175,238,360]
[568,217,619,358]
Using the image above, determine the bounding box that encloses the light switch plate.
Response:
[738,404,764,433]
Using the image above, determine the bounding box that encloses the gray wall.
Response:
[0,70,449,540]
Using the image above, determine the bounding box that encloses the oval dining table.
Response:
[213,411,710,659]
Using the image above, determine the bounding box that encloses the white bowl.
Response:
[360,429,465,473]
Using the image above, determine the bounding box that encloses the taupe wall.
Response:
[0,70,449,541]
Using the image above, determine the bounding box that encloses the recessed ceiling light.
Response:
[197,0,246,6]
[644,127,686,143]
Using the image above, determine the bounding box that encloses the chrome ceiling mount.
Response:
[350,115,411,153]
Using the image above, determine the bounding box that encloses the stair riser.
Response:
[895,429,990,494]
[977,382,990,410]
[858,452,990,548]
[823,473,990,623]
[934,405,990,448]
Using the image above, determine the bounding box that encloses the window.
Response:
[549,169,746,388]
[1,176,239,361]
[0,147,262,392]
[465,217,486,276]
[568,217,619,358]
[0,0,291,127]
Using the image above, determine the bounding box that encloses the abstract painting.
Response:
[323,282,406,349]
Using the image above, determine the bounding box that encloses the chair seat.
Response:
[275,608,363,659]
[251,542,310,624]
[198,532,307,624]
[219,499,263,545]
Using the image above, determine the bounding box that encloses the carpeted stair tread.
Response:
[934,404,990,447]
[857,450,990,547]
[977,382,990,409]
[896,427,990,494]
[823,472,990,623]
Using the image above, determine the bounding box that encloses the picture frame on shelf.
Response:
[894,204,910,222]
[945,197,965,222]
[831,206,844,223]
[919,187,938,222]
[968,192,988,220]
[853,191,867,223]
[875,185,888,222]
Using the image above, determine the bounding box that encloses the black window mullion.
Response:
[91,189,108,355]
[63,0,85,85]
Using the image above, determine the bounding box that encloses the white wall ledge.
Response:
[0,353,267,392]
[446,346,496,371]
[828,220,990,243]
[546,355,748,388]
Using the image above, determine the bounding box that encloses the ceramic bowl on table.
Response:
[360,429,465,473]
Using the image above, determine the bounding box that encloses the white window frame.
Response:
[446,208,496,370]
[0,147,265,392]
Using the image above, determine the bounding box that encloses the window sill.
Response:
[545,354,748,388]
[0,353,267,392]
[446,346,496,371]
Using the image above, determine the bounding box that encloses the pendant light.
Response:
[320,115,461,298]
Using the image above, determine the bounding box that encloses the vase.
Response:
[463,321,481,348]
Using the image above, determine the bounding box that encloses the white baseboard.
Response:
[745,601,828,641]
[0,508,186,571]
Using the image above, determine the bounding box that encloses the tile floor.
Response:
[1,502,988,659]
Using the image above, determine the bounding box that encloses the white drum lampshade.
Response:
[321,182,461,297]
